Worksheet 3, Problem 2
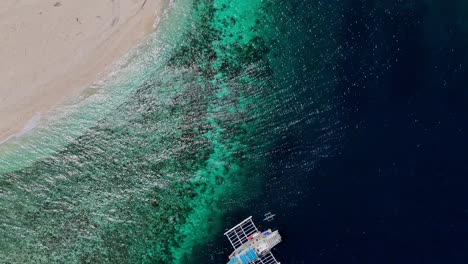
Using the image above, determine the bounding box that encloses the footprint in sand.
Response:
[111,0,120,27]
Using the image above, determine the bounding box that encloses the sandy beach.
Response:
[0,0,163,143]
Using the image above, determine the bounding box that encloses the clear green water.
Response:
[0,0,343,263]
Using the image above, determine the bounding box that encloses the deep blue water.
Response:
[271,1,468,263]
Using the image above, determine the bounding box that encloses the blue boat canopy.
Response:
[227,247,257,264]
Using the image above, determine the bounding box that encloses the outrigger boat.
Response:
[263,212,276,222]
[224,216,282,264]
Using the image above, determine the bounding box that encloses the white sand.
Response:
[0,0,164,142]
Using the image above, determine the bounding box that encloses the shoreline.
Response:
[0,113,42,146]
[0,0,164,143]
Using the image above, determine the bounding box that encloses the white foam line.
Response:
[0,113,42,146]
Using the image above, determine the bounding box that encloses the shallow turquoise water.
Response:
[0,0,344,263]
